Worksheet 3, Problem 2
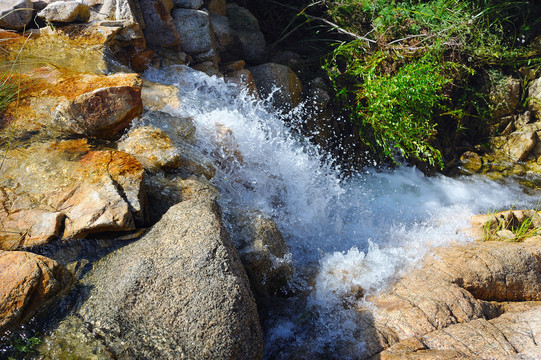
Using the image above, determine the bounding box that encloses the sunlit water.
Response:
[137,65,541,357]
[141,65,541,358]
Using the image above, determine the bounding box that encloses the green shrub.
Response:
[321,0,540,168]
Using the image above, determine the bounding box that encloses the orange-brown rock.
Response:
[333,239,541,358]
[118,126,181,172]
[0,25,120,74]
[0,139,146,249]
[0,250,72,333]
[1,66,142,139]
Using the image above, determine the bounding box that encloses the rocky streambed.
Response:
[1,1,541,359]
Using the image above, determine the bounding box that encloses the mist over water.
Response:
[144,66,538,357]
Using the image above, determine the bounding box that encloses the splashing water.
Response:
[144,66,538,358]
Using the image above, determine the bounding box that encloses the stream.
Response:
[144,66,539,358]
[1,64,539,359]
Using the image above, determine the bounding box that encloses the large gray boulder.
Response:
[0,0,33,30]
[171,8,219,65]
[226,3,266,64]
[78,198,264,359]
[211,13,242,62]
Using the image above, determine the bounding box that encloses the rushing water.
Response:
[141,65,541,358]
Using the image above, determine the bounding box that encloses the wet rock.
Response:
[204,0,225,15]
[0,250,72,333]
[78,198,264,359]
[136,110,196,144]
[139,0,181,50]
[487,72,521,118]
[0,25,122,74]
[53,78,143,139]
[229,210,294,296]
[0,139,146,249]
[529,77,541,116]
[191,60,223,77]
[173,0,202,9]
[178,174,219,200]
[249,63,302,110]
[177,141,216,179]
[37,1,90,23]
[0,0,33,30]
[118,126,181,172]
[212,123,244,168]
[220,60,245,73]
[460,151,483,173]
[141,79,181,111]
[225,69,259,97]
[226,3,266,64]
[171,8,219,65]
[1,67,142,138]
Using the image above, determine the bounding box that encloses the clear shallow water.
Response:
[145,66,539,358]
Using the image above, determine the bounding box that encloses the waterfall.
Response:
[144,65,537,358]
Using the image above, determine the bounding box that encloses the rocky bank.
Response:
[1,0,541,359]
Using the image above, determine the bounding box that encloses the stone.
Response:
[271,50,302,69]
[177,141,217,179]
[211,123,244,169]
[211,13,242,62]
[0,0,32,30]
[204,0,225,15]
[78,198,264,359]
[171,8,219,65]
[118,126,181,172]
[348,239,541,358]
[136,110,196,144]
[0,25,122,74]
[225,69,260,97]
[141,79,181,111]
[229,210,294,296]
[226,3,266,64]
[0,67,142,138]
[139,0,181,50]
[37,1,90,23]
[173,0,202,9]
[0,250,72,332]
[529,77,541,116]
[249,63,302,110]
[379,304,541,359]
[459,151,483,173]
[487,72,521,118]
[95,0,145,41]
[504,131,536,161]
[53,79,143,139]
[0,139,146,249]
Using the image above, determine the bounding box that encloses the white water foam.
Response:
[143,66,538,358]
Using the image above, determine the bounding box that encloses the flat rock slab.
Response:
[351,239,541,358]
[0,139,146,249]
[1,66,142,139]
[0,250,72,333]
[78,198,264,359]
